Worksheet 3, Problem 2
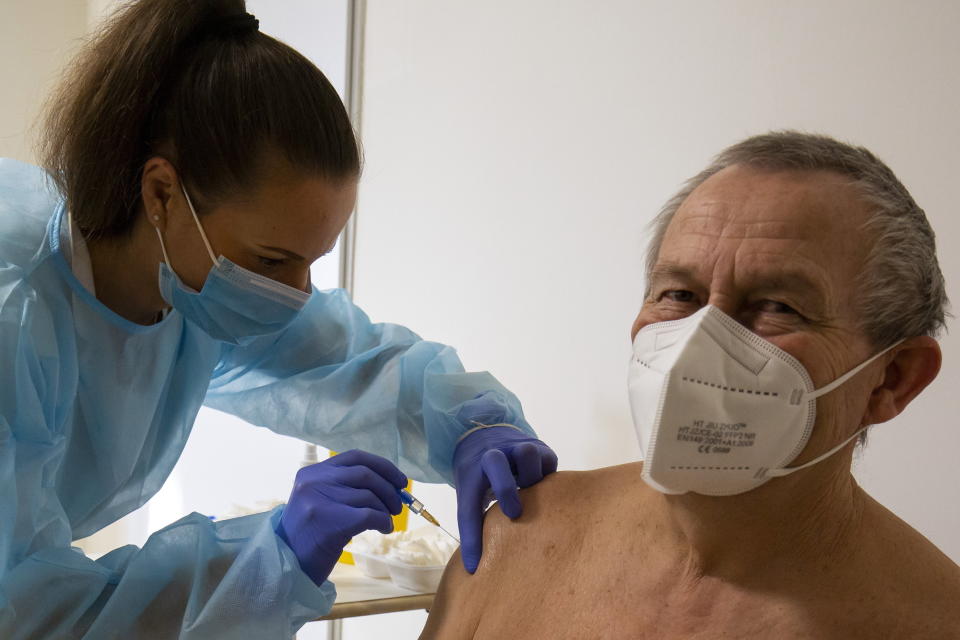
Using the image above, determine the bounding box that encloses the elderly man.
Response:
[421,132,960,639]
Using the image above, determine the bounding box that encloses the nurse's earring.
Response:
[149,210,167,235]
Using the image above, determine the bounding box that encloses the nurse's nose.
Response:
[269,268,311,294]
[299,270,313,294]
[292,269,311,294]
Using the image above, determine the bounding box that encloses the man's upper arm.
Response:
[421,473,576,638]
[421,501,520,639]
[421,548,482,639]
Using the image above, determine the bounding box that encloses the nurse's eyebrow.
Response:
[257,245,306,262]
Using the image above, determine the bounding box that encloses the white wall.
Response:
[0,1,86,162]
[353,8,960,640]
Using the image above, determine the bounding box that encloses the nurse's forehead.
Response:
[248,170,356,220]
[223,150,357,218]
[206,164,357,264]
[232,168,356,231]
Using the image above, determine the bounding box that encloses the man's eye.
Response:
[661,290,696,303]
[258,256,286,268]
[758,300,798,315]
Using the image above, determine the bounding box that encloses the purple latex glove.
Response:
[453,394,558,574]
[276,449,407,586]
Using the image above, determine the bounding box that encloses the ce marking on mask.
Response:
[677,420,756,454]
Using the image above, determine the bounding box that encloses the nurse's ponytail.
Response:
[39,0,360,240]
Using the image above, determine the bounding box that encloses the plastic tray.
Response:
[346,548,447,592]
[384,558,446,593]
[348,549,392,579]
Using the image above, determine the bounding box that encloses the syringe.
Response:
[398,488,460,544]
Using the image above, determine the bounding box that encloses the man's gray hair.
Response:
[645,131,949,349]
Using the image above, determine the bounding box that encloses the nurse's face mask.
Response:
[628,305,898,496]
[154,184,311,345]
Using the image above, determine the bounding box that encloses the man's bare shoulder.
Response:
[420,464,645,639]
[482,463,645,557]
[855,495,960,636]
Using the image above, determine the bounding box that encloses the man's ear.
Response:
[863,336,941,426]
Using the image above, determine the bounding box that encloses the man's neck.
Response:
[645,458,867,586]
[87,216,169,325]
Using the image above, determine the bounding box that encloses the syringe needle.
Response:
[420,508,460,544]
[437,525,460,544]
[398,489,461,544]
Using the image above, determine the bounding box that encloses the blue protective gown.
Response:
[0,158,534,638]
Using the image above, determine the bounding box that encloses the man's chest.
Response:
[465,567,866,640]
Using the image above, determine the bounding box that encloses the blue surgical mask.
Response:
[155,185,311,345]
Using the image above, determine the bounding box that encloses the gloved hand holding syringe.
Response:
[399,488,460,544]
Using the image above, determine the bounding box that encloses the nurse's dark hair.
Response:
[39,0,360,240]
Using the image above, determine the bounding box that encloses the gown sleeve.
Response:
[0,271,333,639]
[204,287,535,484]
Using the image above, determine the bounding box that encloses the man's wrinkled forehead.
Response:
[675,164,862,229]
[654,167,872,309]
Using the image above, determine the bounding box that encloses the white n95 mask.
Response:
[627,305,897,496]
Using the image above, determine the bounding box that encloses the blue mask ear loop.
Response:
[153,184,221,319]
[179,184,219,266]
[153,184,219,274]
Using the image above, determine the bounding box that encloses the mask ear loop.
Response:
[762,425,869,478]
[152,218,175,322]
[761,339,904,479]
[180,184,218,266]
[155,227,173,267]
[805,340,903,401]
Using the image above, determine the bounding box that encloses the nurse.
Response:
[0,1,556,637]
